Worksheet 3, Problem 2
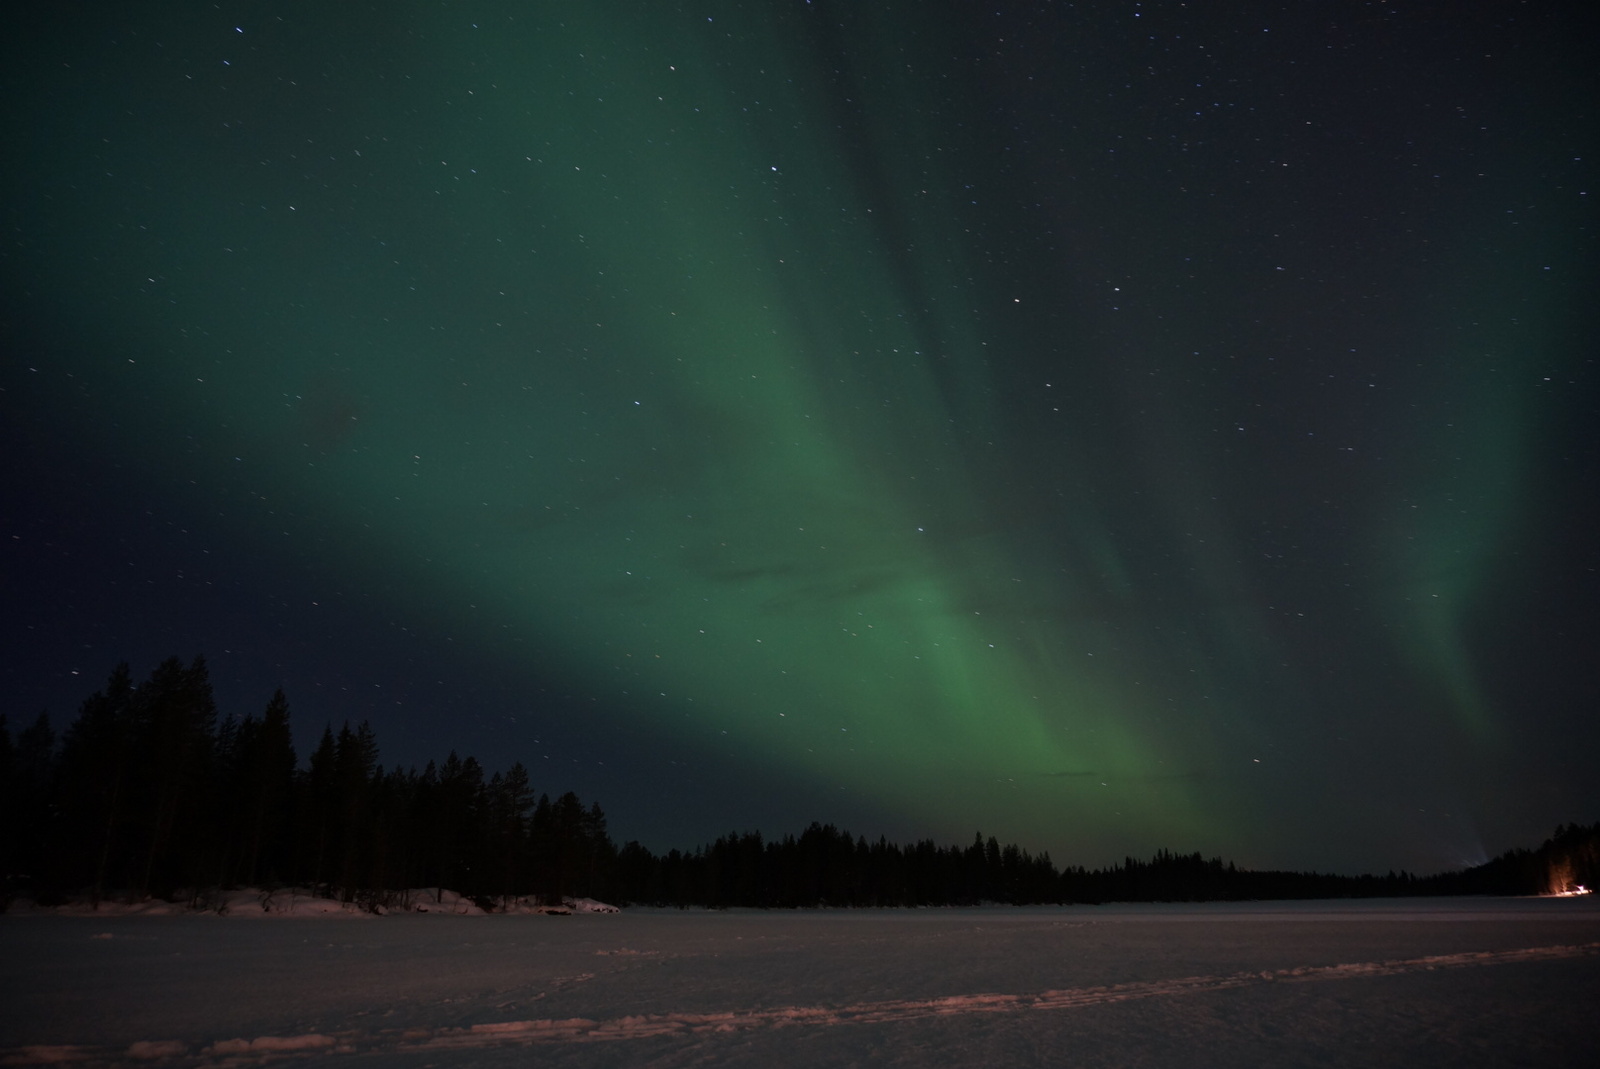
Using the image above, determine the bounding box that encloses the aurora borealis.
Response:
[4,1,1594,874]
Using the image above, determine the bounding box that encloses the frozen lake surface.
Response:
[4,897,1598,1067]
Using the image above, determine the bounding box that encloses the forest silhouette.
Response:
[3,658,1595,910]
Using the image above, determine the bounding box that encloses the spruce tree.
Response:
[302,725,338,893]
[2,712,59,899]
[55,664,136,900]
[132,657,219,895]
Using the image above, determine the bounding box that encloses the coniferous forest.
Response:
[3,658,1596,911]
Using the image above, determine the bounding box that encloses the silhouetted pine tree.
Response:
[486,763,536,902]
[133,657,219,896]
[2,712,58,898]
[243,689,297,885]
[434,751,486,898]
[300,725,339,893]
[51,665,139,900]
[332,721,379,893]
[365,765,413,894]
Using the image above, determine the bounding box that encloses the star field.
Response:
[3,1,1595,874]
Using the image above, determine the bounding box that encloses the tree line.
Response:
[3,658,1595,910]
[1,658,612,908]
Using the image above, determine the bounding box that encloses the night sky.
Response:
[4,1,1595,876]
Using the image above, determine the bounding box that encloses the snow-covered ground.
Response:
[10,888,620,918]
[3,897,1597,1067]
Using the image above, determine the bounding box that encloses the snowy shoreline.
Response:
[7,890,1591,921]
[4,886,619,918]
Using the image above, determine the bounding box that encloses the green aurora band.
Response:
[8,1,1588,867]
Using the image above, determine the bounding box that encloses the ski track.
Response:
[5,942,1596,1066]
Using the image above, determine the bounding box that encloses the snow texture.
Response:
[2,897,1597,1067]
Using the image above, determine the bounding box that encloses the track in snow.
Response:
[5,941,1597,1066]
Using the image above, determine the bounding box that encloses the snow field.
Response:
[3,898,1598,1067]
